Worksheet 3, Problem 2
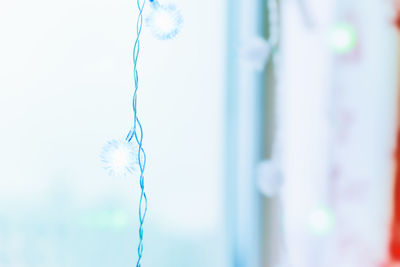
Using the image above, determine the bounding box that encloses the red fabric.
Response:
[395,13,400,30]
[391,131,400,261]
[389,6,400,262]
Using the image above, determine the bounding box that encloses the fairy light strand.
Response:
[100,0,183,265]
[126,0,148,266]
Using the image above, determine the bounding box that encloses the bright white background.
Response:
[0,0,227,266]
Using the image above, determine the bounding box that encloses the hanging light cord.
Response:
[126,0,148,266]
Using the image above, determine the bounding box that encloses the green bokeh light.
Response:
[80,209,130,230]
[330,23,357,54]
[308,208,335,235]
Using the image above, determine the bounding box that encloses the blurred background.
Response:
[0,0,399,266]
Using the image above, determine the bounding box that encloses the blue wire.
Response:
[125,0,148,266]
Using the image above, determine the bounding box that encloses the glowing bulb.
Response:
[330,23,357,54]
[308,208,334,235]
[146,3,183,40]
[256,160,283,197]
[101,139,138,176]
[242,37,271,71]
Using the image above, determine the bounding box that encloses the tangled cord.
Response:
[125,0,148,266]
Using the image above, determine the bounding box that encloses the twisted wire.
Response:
[125,0,148,266]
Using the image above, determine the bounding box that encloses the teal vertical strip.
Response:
[225,0,240,265]
[226,0,269,266]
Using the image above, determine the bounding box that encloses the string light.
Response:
[146,0,183,40]
[101,0,181,265]
[101,0,149,265]
[330,22,357,54]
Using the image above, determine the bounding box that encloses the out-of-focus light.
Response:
[257,160,283,197]
[101,139,138,176]
[111,210,130,229]
[241,36,271,71]
[81,210,130,230]
[330,23,357,54]
[308,208,334,235]
[146,2,183,40]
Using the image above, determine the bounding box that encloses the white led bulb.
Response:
[101,139,138,176]
[146,0,183,40]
